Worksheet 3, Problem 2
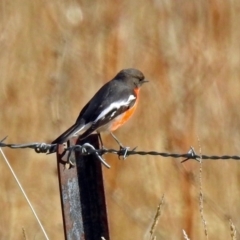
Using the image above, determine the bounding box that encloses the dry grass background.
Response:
[0,0,240,239]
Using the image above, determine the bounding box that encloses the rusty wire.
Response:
[1,136,240,163]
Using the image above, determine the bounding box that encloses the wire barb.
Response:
[67,143,111,168]
[0,137,52,153]
[181,147,200,163]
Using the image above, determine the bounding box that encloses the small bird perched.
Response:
[49,68,148,153]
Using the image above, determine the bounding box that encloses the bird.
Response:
[49,68,148,153]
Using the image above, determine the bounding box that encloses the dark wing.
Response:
[79,80,137,139]
[76,80,136,123]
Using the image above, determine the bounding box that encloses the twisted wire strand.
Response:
[1,136,240,162]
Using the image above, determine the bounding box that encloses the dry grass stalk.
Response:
[229,219,237,240]
[22,227,27,240]
[149,194,165,240]
[198,137,208,239]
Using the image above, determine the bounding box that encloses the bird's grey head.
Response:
[114,68,148,88]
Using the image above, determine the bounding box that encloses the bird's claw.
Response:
[64,146,76,169]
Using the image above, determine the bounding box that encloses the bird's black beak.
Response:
[142,79,149,84]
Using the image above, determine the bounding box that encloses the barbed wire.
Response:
[1,136,240,164]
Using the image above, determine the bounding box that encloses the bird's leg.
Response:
[110,132,124,148]
[110,132,129,160]
[97,132,106,150]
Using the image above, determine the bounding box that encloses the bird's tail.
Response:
[48,120,85,154]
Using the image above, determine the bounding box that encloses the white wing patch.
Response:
[110,110,117,118]
[94,95,136,122]
[73,123,92,136]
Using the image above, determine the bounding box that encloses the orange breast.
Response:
[110,88,139,131]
